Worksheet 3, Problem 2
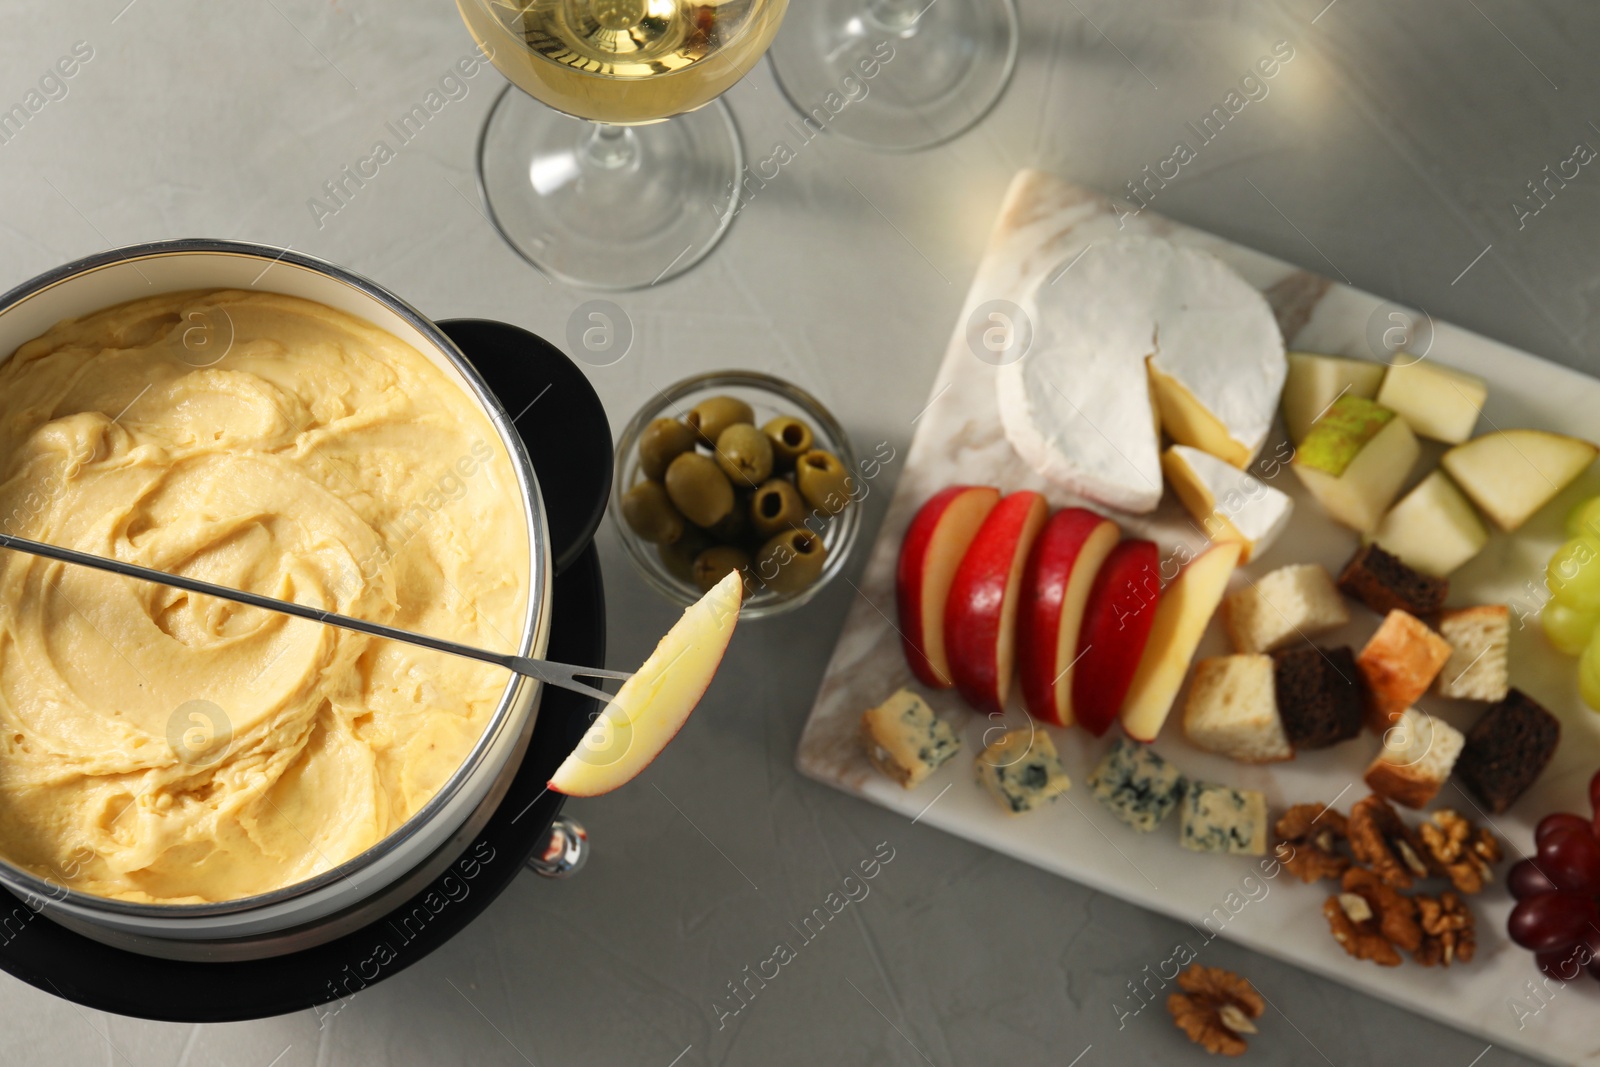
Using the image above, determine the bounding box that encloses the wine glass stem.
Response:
[582,122,637,171]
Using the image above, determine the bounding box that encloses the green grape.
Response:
[1543,600,1600,655]
[1581,632,1600,712]
[1548,537,1600,607]
[1568,496,1600,540]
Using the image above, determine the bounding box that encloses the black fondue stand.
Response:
[0,322,612,1021]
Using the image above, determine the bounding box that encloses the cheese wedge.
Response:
[999,236,1285,514]
[1161,445,1293,562]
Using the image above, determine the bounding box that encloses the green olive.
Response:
[762,416,814,470]
[664,452,734,528]
[685,395,754,447]
[637,418,697,481]
[750,478,808,538]
[706,491,752,544]
[714,423,774,487]
[692,545,751,594]
[795,449,854,516]
[657,527,710,583]
[620,480,684,544]
[755,528,828,595]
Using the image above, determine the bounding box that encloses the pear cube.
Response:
[1281,352,1386,444]
[1292,397,1420,533]
[1375,358,1488,444]
[1366,469,1489,577]
[1441,429,1599,531]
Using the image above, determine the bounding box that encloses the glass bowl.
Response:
[612,370,861,620]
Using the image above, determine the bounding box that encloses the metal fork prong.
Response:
[567,666,634,682]
[511,658,621,704]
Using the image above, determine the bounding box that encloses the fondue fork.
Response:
[0,531,630,703]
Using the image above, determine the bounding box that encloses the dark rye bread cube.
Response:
[1337,543,1448,617]
[1271,645,1364,749]
[1455,689,1561,814]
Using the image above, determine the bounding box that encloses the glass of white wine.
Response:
[459,0,788,289]
[766,0,1018,152]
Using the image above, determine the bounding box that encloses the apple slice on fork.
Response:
[550,571,743,796]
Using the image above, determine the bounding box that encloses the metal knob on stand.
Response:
[526,815,589,879]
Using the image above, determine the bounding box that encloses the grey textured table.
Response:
[0,1,1593,1063]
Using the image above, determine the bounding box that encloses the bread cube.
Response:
[1183,654,1292,762]
[1456,689,1561,814]
[1272,645,1364,749]
[1224,563,1350,655]
[1435,605,1510,702]
[1363,707,1465,808]
[1357,610,1453,732]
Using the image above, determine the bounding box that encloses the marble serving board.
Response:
[798,168,1600,1066]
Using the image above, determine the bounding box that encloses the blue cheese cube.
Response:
[975,729,1071,814]
[1180,782,1268,855]
[860,689,960,789]
[1088,738,1186,832]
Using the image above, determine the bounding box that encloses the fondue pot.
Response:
[0,240,611,1019]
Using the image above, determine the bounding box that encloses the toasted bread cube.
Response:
[1364,707,1465,808]
[860,689,960,789]
[1224,564,1350,655]
[1357,610,1453,732]
[1183,654,1292,763]
[1435,605,1510,702]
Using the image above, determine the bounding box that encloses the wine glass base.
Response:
[476,86,744,290]
[767,0,1019,152]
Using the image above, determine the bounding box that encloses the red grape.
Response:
[1538,929,1600,983]
[1509,858,1561,900]
[1509,892,1600,952]
[1537,812,1593,848]
[1537,946,1589,982]
[1589,769,1600,814]
[1538,825,1600,895]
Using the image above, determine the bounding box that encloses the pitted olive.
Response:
[621,480,684,544]
[754,528,827,595]
[637,417,697,480]
[692,545,751,594]
[714,423,774,487]
[762,416,814,470]
[795,449,854,516]
[664,452,734,528]
[750,478,807,538]
[685,395,754,447]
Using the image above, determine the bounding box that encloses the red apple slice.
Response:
[549,571,742,796]
[1071,539,1161,736]
[1120,541,1242,742]
[944,491,1049,714]
[1017,508,1120,727]
[896,485,1002,687]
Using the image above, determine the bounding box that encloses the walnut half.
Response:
[1324,867,1421,967]
[1415,891,1476,966]
[1167,965,1265,1056]
[1419,810,1501,895]
[1274,803,1351,882]
[1348,794,1432,889]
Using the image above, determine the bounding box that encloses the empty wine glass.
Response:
[766,0,1018,152]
